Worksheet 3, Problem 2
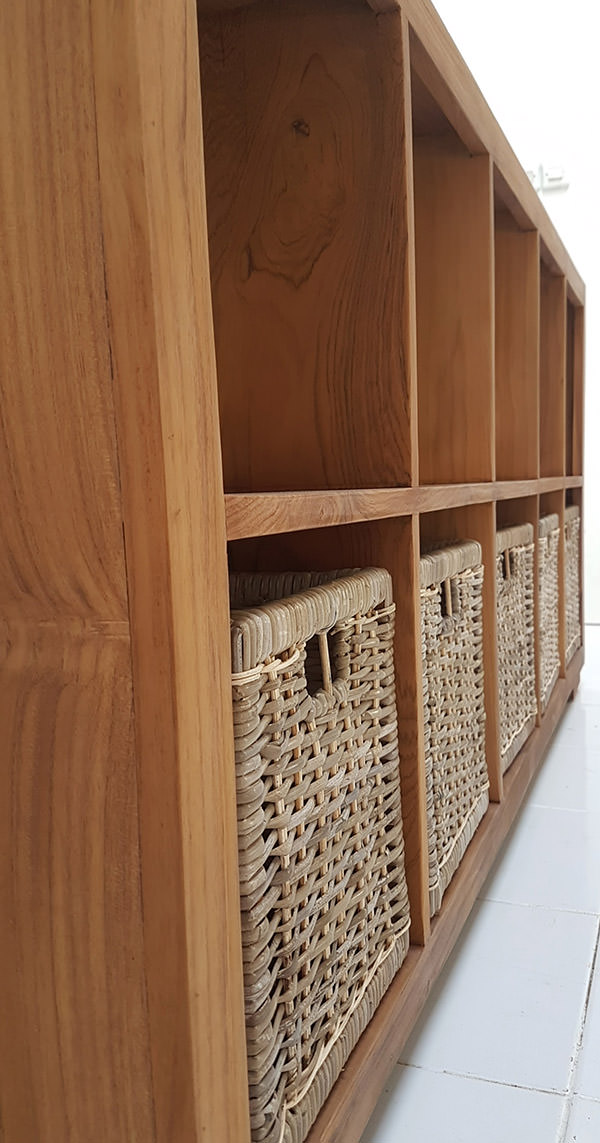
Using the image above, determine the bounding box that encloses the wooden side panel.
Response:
[0,0,127,622]
[420,503,501,802]
[199,0,415,492]
[413,149,495,484]
[495,225,539,480]
[229,517,432,945]
[92,1,250,1140]
[540,270,567,478]
[566,302,585,476]
[0,1,155,1138]
[0,628,154,1142]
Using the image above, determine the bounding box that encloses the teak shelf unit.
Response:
[0,1,584,1142]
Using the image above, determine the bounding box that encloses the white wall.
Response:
[431,0,600,620]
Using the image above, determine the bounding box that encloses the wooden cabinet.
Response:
[0,1,584,1141]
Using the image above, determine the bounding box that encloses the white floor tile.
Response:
[481,804,600,914]
[360,1065,564,1143]
[529,744,600,812]
[399,900,597,1092]
[579,680,600,707]
[360,634,599,1141]
[552,705,600,753]
[564,1097,600,1142]
[575,948,600,1100]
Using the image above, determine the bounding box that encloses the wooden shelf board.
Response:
[306,647,583,1143]
[226,479,576,540]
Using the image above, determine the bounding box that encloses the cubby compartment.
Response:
[539,491,564,712]
[411,64,494,486]
[495,499,538,773]
[494,207,539,480]
[565,490,583,664]
[566,300,584,476]
[198,0,416,493]
[420,504,501,800]
[419,537,488,914]
[229,516,431,945]
[229,566,411,1143]
[539,263,567,478]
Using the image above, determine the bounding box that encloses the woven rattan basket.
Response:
[420,542,489,917]
[496,524,537,773]
[539,514,560,712]
[229,568,411,1143]
[565,505,582,665]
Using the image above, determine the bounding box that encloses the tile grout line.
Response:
[557,915,600,1143]
[397,1061,564,1099]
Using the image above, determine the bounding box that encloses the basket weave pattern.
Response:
[565,506,582,665]
[539,514,560,713]
[420,543,489,917]
[230,569,411,1143]
[496,525,537,774]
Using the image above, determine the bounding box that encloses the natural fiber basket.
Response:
[565,505,582,665]
[229,568,411,1143]
[496,524,537,773]
[420,541,489,917]
[539,514,560,712]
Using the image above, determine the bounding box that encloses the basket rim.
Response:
[496,522,534,554]
[565,504,581,522]
[419,539,482,589]
[539,513,560,537]
[230,567,394,673]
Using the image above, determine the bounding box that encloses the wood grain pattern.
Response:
[0,2,155,1138]
[225,477,581,539]
[199,0,415,491]
[229,517,432,944]
[0,0,127,622]
[305,649,583,1143]
[0,627,154,1142]
[92,1,250,1140]
[540,269,567,478]
[414,148,495,484]
[495,224,540,480]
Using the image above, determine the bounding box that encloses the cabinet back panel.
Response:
[200,0,414,491]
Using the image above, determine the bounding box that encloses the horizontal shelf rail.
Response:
[226,477,583,540]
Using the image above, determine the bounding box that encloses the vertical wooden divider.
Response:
[495,223,540,480]
[421,504,502,803]
[401,10,421,489]
[92,2,250,1141]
